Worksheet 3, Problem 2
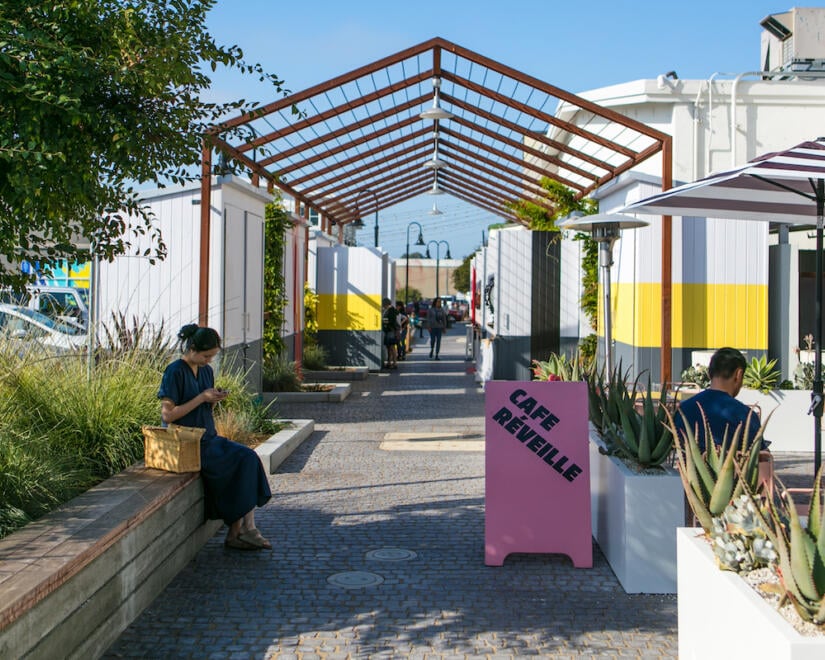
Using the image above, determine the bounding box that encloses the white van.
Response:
[0,286,89,330]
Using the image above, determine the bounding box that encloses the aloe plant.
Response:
[750,469,825,625]
[585,362,637,437]
[587,368,674,468]
[665,406,765,532]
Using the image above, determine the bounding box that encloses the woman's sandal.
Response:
[224,536,258,551]
[237,528,272,550]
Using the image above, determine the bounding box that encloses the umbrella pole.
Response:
[814,179,825,479]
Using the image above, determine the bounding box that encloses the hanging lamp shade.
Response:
[428,202,444,216]
[422,157,447,169]
[419,77,454,121]
[428,181,445,195]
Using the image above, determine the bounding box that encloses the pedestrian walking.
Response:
[426,298,447,359]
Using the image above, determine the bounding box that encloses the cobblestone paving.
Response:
[106,331,685,658]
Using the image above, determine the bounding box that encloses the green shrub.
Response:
[302,344,328,371]
[262,356,302,392]
[0,333,281,540]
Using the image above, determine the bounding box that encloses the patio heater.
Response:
[558,213,648,374]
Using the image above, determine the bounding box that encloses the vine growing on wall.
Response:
[263,199,291,361]
[303,282,319,349]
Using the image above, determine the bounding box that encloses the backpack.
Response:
[382,307,398,333]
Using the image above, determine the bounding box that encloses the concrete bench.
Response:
[0,465,221,659]
[0,418,315,659]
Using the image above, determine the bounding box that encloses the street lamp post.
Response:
[425,241,439,298]
[405,222,425,304]
[355,189,379,248]
[425,239,450,299]
[438,239,451,297]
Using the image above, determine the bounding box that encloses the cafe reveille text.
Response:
[490,388,583,483]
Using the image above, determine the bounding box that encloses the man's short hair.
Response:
[708,347,747,379]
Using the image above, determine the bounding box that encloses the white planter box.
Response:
[678,527,825,659]
[736,389,823,453]
[589,430,684,593]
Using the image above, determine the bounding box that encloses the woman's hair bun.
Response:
[178,323,199,341]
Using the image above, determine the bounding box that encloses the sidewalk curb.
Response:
[255,419,315,473]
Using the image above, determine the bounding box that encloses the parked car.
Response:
[0,285,89,330]
[0,304,87,353]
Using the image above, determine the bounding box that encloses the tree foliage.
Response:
[0,1,286,289]
[452,253,472,294]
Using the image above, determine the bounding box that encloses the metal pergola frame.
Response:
[198,36,675,383]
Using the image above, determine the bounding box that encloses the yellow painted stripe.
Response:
[608,282,767,349]
[317,293,382,331]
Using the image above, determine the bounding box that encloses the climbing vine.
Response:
[263,199,291,361]
[303,282,319,349]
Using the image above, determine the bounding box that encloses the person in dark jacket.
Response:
[674,347,765,452]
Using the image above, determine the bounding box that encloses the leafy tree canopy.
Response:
[0,0,286,289]
[452,254,472,293]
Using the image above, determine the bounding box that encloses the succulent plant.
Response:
[532,350,593,383]
[751,469,825,625]
[710,494,777,572]
[585,362,636,438]
[743,354,780,394]
[665,406,765,532]
[588,368,674,469]
[680,364,709,389]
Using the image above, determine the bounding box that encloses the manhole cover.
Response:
[327,571,384,588]
[365,548,418,562]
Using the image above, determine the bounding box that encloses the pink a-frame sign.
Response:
[484,380,592,567]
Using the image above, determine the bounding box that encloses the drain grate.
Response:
[327,571,384,588]
[365,548,418,562]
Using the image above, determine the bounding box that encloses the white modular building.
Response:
[542,9,825,382]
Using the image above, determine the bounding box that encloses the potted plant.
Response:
[587,367,684,593]
[533,355,684,593]
[672,410,825,655]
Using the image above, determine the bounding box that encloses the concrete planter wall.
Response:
[589,430,684,593]
[736,388,822,453]
[261,383,350,404]
[302,366,368,381]
[677,527,825,659]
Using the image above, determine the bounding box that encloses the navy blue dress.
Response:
[158,359,271,525]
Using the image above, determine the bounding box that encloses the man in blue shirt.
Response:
[675,347,765,452]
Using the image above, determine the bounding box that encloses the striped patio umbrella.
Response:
[624,137,825,476]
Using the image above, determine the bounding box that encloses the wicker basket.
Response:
[142,424,205,473]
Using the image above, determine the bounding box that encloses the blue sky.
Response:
[205,0,792,259]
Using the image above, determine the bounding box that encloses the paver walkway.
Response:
[105,327,817,659]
